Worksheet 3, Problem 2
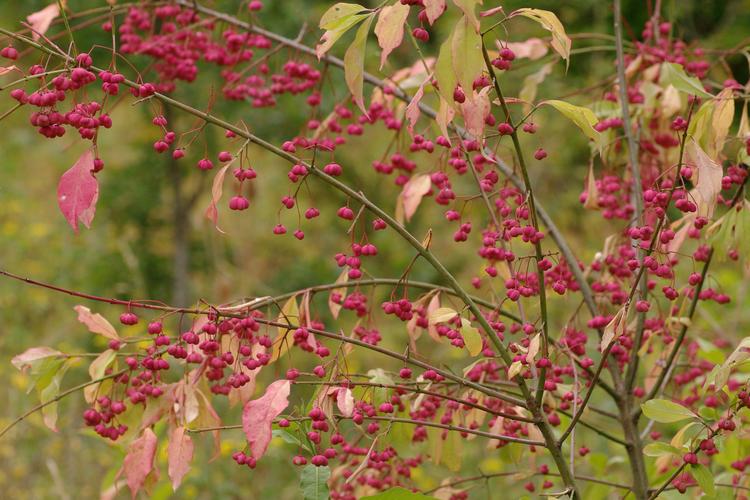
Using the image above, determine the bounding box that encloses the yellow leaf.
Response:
[460,318,482,356]
[510,8,571,68]
[451,15,484,99]
[542,100,602,151]
[374,2,410,69]
[344,14,375,114]
[429,307,458,324]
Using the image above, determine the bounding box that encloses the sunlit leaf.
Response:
[659,62,713,98]
[509,9,571,67]
[641,399,698,423]
[344,14,375,114]
[374,2,410,69]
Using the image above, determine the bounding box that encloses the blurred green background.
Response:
[0,1,749,498]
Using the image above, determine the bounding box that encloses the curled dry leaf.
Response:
[204,164,231,233]
[460,87,491,140]
[74,305,119,341]
[600,307,628,351]
[406,77,429,136]
[57,150,99,233]
[27,3,60,41]
[336,387,355,417]
[583,162,599,210]
[685,139,722,217]
[242,379,291,461]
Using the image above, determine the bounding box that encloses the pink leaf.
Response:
[406,78,429,136]
[374,2,410,70]
[0,65,19,76]
[57,150,98,232]
[504,38,549,60]
[11,346,62,371]
[27,4,60,41]
[167,426,194,491]
[401,174,433,222]
[481,6,506,17]
[123,428,158,499]
[204,164,230,233]
[73,305,119,341]
[686,140,722,217]
[424,0,446,25]
[460,87,491,139]
[242,379,291,460]
[336,387,355,417]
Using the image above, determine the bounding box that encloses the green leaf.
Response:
[541,100,602,150]
[659,62,713,98]
[451,15,484,99]
[643,442,682,457]
[361,486,438,499]
[509,9,571,68]
[319,3,367,29]
[344,13,375,114]
[435,35,457,105]
[300,464,330,500]
[641,399,698,423]
[39,360,70,431]
[690,464,716,497]
[460,321,482,356]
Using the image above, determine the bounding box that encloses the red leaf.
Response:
[242,379,291,460]
[123,428,158,499]
[27,4,60,41]
[167,426,194,491]
[57,150,99,232]
[204,164,230,233]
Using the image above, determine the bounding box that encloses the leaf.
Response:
[507,360,523,379]
[451,16,484,100]
[429,307,457,324]
[505,38,549,60]
[123,428,158,499]
[88,349,116,380]
[406,77,430,136]
[542,100,602,149]
[659,62,713,98]
[600,307,627,351]
[11,346,62,371]
[509,9,571,67]
[374,3,410,70]
[460,318,482,356]
[519,62,553,112]
[424,0,446,25]
[0,65,19,76]
[242,380,291,460]
[708,87,735,158]
[300,464,331,500]
[320,3,367,29]
[435,36,457,104]
[27,3,60,41]
[57,149,99,232]
[690,464,715,497]
[436,97,456,140]
[344,14,375,114]
[460,87,491,139]
[671,421,702,449]
[204,164,230,232]
[451,0,480,32]
[527,333,541,362]
[643,442,682,458]
[362,487,438,499]
[583,162,599,210]
[336,387,355,417]
[273,295,301,361]
[399,174,432,222]
[641,399,698,423]
[39,360,69,431]
[74,305,119,341]
[685,139,722,217]
[167,426,194,491]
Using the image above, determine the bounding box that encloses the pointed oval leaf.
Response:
[300,464,331,500]
[242,380,291,460]
[641,399,698,423]
[429,307,457,324]
[509,9,571,67]
[74,305,119,341]
[123,428,158,499]
[375,3,410,69]
[659,62,713,98]
[424,0,446,25]
[344,14,375,114]
[27,3,60,41]
[167,426,194,491]
[57,150,99,233]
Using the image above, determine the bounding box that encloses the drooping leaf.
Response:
[344,14,375,114]
[167,426,194,491]
[424,0,446,25]
[690,464,715,497]
[460,87,491,139]
[641,399,698,423]
[26,3,60,41]
[459,319,482,356]
[504,38,549,60]
[406,77,430,136]
[518,62,553,113]
[583,162,600,210]
[123,428,158,499]
[435,36,457,105]
[542,100,602,150]
[659,62,713,98]
[39,360,69,432]
[600,306,627,350]
[242,380,291,461]
[643,442,682,458]
[451,15,484,100]
[57,149,99,232]
[336,387,355,417]
[707,87,735,158]
[374,2,410,69]
[685,139,722,217]
[509,9,571,67]
[328,269,349,319]
[74,305,119,341]
[399,174,432,223]
[320,3,367,29]
[204,163,230,232]
[88,349,116,381]
[300,464,331,500]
